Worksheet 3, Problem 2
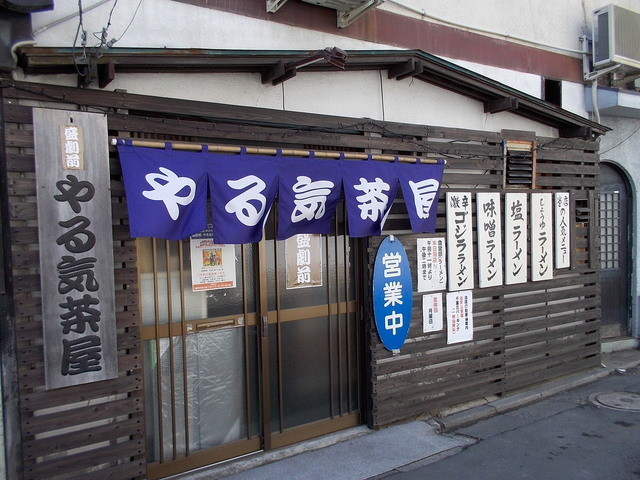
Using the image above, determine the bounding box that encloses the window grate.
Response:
[599,191,620,269]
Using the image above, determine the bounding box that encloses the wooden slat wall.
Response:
[3,88,146,480]
[369,135,601,427]
[2,82,601,477]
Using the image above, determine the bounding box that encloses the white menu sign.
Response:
[555,192,570,269]
[505,193,528,285]
[476,192,503,288]
[531,192,554,281]
[446,192,474,291]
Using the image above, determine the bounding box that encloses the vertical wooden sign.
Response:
[285,234,323,289]
[34,109,117,389]
[505,192,528,285]
[531,192,554,281]
[446,192,474,291]
[476,192,503,288]
[555,192,570,269]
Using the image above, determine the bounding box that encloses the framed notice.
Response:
[417,237,446,292]
[555,192,570,269]
[446,290,473,344]
[505,192,528,285]
[35,109,117,390]
[531,192,554,281]
[446,192,474,291]
[286,234,323,289]
[422,293,443,333]
[476,192,503,288]
[190,226,237,291]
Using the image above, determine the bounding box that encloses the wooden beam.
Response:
[485,96,519,113]
[558,126,593,139]
[388,58,423,80]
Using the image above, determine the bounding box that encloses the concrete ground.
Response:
[175,346,640,480]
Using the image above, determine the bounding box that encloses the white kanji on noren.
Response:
[408,178,440,219]
[291,176,335,223]
[353,177,390,221]
[225,175,267,226]
[143,167,196,220]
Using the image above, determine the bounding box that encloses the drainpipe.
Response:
[581,35,621,124]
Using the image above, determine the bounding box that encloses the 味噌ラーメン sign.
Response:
[34,109,118,390]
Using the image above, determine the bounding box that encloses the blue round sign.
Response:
[373,236,413,351]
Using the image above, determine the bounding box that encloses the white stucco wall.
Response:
[25,0,562,136]
[381,0,640,56]
[30,0,390,51]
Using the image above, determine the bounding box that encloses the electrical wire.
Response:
[599,126,640,156]
[386,0,587,55]
[115,0,143,43]
[72,0,88,77]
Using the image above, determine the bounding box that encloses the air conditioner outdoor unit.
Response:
[593,4,640,70]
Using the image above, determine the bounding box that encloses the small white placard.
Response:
[446,290,473,344]
[417,237,447,292]
[422,293,443,333]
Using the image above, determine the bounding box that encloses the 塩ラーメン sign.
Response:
[373,236,413,351]
[34,109,117,390]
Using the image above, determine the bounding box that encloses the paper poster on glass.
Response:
[422,293,443,333]
[446,290,473,344]
[286,233,323,289]
[417,237,446,292]
[190,226,237,291]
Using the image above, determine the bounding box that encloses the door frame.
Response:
[599,161,633,338]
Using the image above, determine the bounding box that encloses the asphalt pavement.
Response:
[375,356,640,480]
[175,347,640,480]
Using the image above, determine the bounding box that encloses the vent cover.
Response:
[593,4,640,70]
[504,141,535,189]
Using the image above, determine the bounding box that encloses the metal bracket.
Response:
[266,0,288,13]
[337,0,384,28]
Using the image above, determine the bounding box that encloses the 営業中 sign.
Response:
[373,236,413,351]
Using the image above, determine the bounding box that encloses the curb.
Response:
[436,353,640,431]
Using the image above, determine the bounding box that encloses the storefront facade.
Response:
[1,55,609,478]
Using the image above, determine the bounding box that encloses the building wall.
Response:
[599,115,640,337]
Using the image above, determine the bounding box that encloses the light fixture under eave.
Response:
[266,0,384,28]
